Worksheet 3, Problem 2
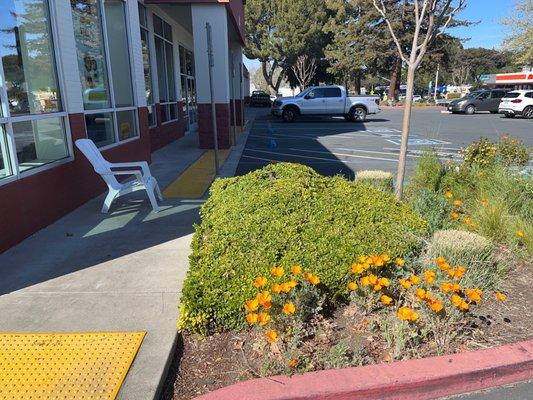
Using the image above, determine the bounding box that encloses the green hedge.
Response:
[179,163,428,333]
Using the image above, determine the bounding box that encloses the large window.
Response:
[179,46,197,127]
[0,0,69,181]
[153,14,178,124]
[138,3,156,127]
[71,0,138,147]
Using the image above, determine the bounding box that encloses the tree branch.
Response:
[372,0,408,63]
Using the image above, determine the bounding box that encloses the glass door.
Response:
[187,77,197,128]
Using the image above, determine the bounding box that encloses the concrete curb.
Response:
[194,340,533,400]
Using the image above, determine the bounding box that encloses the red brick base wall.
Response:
[149,102,186,152]
[0,107,152,253]
[197,103,231,149]
[230,99,244,126]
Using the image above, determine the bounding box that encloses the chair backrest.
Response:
[75,139,120,189]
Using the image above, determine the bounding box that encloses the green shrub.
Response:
[408,150,445,192]
[461,136,530,169]
[426,230,501,289]
[356,170,394,193]
[179,163,428,333]
[446,93,462,99]
[410,189,450,234]
[497,136,530,168]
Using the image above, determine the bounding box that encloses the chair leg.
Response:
[102,190,119,213]
[154,180,163,201]
[146,186,160,213]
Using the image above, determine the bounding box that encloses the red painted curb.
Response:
[194,340,533,400]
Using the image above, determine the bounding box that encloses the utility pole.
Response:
[434,64,440,99]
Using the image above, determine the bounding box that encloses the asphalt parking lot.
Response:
[236,108,532,179]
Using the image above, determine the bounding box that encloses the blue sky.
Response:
[243,0,515,70]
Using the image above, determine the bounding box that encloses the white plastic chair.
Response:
[75,139,163,213]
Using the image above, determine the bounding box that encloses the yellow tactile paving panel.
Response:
[163,149,230,198]
[0,332,145,400]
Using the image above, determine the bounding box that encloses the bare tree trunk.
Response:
[261,60,284,95]
[395,65,416,199]
[389,56,402,100]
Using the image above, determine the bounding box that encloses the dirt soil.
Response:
[162,262,533,400]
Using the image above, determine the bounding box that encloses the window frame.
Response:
[153,12,178,125]
[0,0,73,187]
[139,3,157,128]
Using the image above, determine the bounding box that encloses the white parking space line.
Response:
[286,147,460,161]
[244,149,399,163]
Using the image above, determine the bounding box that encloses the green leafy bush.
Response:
[179,163,428,333]
[497,136,530,167]
[408,150,445,192]
[356,170,394,193]
[461,138,498,167]
[410,189,450,234]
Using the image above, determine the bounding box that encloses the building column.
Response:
[229,43,244,128]
[192,4,231,149]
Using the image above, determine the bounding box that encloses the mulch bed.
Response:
[162,261,533,400]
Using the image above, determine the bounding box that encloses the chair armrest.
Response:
[108,161,151,177]
[101,170,143,177]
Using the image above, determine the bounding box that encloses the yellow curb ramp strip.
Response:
[0,331,146,400]
[163,149,230,199]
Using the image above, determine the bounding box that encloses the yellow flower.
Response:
[378,277,390,287]
[256,291,272,305]
[380,295,393,305]
[282,302,296,315]
[303,272,313,280]
[416,288,426,300]
[262,301,272,310]
[257,312,271,326]
[360,276,371,286]
[409,275,420,285]
[370,255,380,265]
[381,254,391,263]
[440,282,453,293]
[436,257,447,266]
[496,292,506,301]
[280,282,291,293]
[271,266,284,277]
[516,230,525,238]
[351,263,365,274]
[272,283,282,294]
[291,265,302,275]
[288,280,298,288]
[439,262,451,272]
[464,288,482,303]
[450,212,460,220]
[288,358,299,368]
[246,313,258,325]
[453,266,466,280]
[399,278,412,289]
[265,329,278,342]
[308,275,320,286]
[357,255,368,263]
[368,274,378,285]
[424,270,436,285]
[347,282,358,291]
[453,199,463,207]
[451,294,469,311]
[245,298,259,312]
[480,198,488,206]
[254,276,268,288]
[395,258,405,267]
[445,191,453,199]
[428,299,444,313]
[397,306,418,321]
[373,284,383,291]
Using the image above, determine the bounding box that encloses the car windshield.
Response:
[465,91,483,98]
[296,88,311,98]
[503,92,521,99]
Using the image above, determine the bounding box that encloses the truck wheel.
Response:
[282,107,297,122]
[465,105,476,115]
[350,107,367,122]
[523,106,533,119]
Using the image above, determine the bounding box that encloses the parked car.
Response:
[447,89,508,115]
[249,90,272,107]
[498,90,533,119]
[271,85,380,122]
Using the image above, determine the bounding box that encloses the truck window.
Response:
[324,87,342,98]
[307,88,326,99]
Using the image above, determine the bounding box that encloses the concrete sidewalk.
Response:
[0,122,251,399]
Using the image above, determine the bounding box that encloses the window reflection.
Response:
[0,0,61,116]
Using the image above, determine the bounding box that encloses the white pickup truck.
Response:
[271,85,381,122]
